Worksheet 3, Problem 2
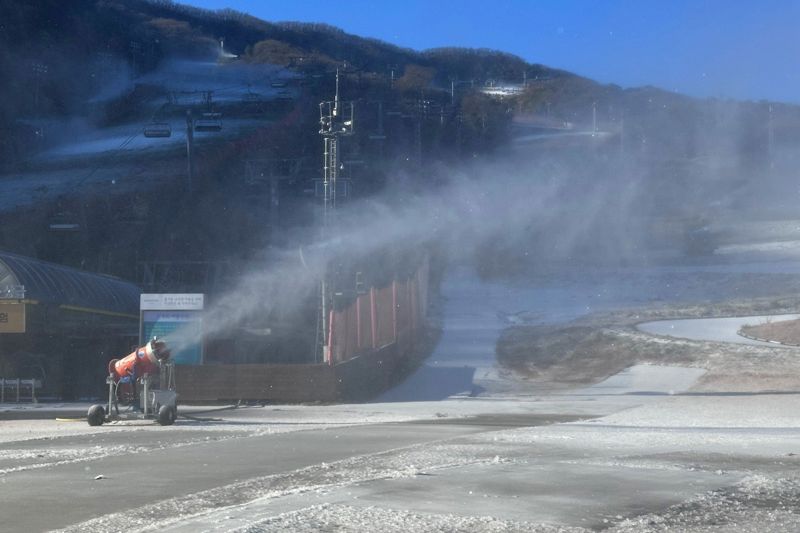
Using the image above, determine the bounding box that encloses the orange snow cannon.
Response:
[88,336,177,426]
[108,337,171,383]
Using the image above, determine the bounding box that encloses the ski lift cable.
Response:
[147,100,170,123]
[64,74,287,196]
[202,75,286,97]
[67,120,157,192]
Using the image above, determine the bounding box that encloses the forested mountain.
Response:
[3,0,798,169]
[2,0,800,278]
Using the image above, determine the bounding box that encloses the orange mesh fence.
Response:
[328,260,428,364]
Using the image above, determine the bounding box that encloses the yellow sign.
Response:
[0,302,25,333]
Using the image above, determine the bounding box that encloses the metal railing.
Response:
[0,378,40,403]
[0,285,25,299]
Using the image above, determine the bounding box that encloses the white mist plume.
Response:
[165,151,640,355]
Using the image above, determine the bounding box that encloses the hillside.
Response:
[0,0,564,151]
[1,0,800,286]
[3,1,796,167]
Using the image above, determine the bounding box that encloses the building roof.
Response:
[0,251,140,316]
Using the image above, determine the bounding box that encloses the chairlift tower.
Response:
[317,70,355,363]
[31,62,48,110]
[768,103,775,170]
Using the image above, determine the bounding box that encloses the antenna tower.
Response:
[317,69,355,363]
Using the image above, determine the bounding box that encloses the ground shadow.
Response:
[375,365,480,402]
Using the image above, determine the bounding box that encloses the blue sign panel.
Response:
[141,310,203,365]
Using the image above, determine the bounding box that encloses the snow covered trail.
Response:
[637,314,800,347]
[8,261,716,532]
[0,361,701,481]
[10,259,800,531]
[378,265,724,401]
[5,419,535,532]
[127,393,800,533]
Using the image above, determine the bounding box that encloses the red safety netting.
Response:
[327,257,429,364]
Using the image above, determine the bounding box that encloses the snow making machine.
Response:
[87,337,178,426]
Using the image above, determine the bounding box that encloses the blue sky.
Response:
[187,0,800,103]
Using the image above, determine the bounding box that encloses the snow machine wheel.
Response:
[87,405,105,426]
[157,405,176,426]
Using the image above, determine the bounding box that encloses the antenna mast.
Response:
[317,69,355,364]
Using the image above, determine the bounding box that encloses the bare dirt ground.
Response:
[497,294,800,393]
[741,316,800,345]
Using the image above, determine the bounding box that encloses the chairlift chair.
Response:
[143,122,172,138]
[195,112,222,132]
[242,92,262,103]
[48,211,81,232]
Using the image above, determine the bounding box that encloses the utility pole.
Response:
[414,110,423,167]
[317,69,354,364]
[768,103,775,170]
[592,101,597,137]
[185,110,194,194]
[129,40,141,74]
[368,100,386,158]
[31,62,48,111]
[97,50,112,90]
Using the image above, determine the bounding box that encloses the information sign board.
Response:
[139,294,203,364]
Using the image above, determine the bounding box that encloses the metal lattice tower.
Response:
[317,70,355,363]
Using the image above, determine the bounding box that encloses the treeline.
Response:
[423,47,565,86]
[6,0,797,175]
[0,0,548,168]
[515,74,800,166]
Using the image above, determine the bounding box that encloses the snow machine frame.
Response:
[87,361,178,426]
